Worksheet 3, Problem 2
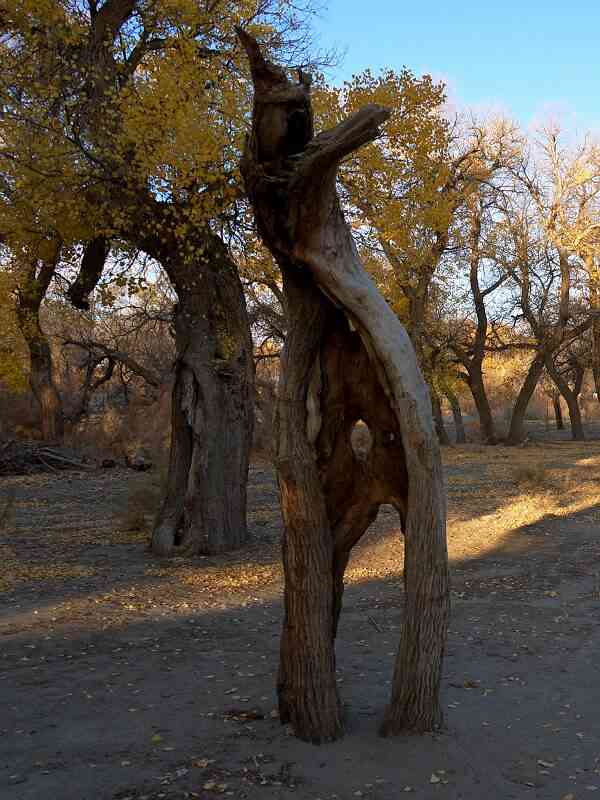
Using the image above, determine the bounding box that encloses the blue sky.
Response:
[315,1,600,135]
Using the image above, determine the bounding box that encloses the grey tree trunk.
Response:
[239,29,449,743]
[151,237,254,556]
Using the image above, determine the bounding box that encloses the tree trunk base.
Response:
[150,242,254,557]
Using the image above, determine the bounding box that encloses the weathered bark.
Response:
[275,268,344,742]
[15,243,64,441]
[506,353,545,445]
[445,389,467,443]
[151,236,254,556]
[22,331,64,441]
[552,395,565,429]
[238,29,449,742]
[432,394,450,445]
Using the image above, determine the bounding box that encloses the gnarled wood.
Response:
[150,235,254,556]
[238,29,449,742]
[15,241,64,441]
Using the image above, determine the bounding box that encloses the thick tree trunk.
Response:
[239,29,449,742]
[15,250,64,441]
[506,353,545,445]
[467,368,497,444]
[151,239,254,556]
[553,395,565,430]
[28,336,64,441]
[445,389,466,443]
[432,394,451,445]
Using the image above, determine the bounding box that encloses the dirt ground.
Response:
[2,435,600,800]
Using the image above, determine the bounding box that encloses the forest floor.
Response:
[2,431,600,800]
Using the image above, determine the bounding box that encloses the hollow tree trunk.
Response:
[151,238,254,556]
[432,394,450,445]
[552,395,564,430]
[445,389,466,443]
[467,368,497,444]
[506,353,545,445]
[238,29,449,742]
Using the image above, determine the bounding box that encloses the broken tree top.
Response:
[236,28,391,243]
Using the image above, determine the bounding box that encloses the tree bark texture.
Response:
[15,246,64,441]
[238,29,449,742]
[151,236,254,556]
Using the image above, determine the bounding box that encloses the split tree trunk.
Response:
[238,29,449,742]
[546,358,585,441]
[151,237,254,556]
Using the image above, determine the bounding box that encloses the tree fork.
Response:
[238,28,450,741]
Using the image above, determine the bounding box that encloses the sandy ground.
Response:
[1,438,600,800]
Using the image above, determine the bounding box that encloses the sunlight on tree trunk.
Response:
[238,28,449,743]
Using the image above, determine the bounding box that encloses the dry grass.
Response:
[344,441,600,584]
[510,462,553,492]
[442,442,600,564]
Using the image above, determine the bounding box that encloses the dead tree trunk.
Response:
[445,389,467,443]
[151,235,254,556]
[238,29,449,742]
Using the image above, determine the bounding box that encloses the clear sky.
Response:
[314,1,600,135]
